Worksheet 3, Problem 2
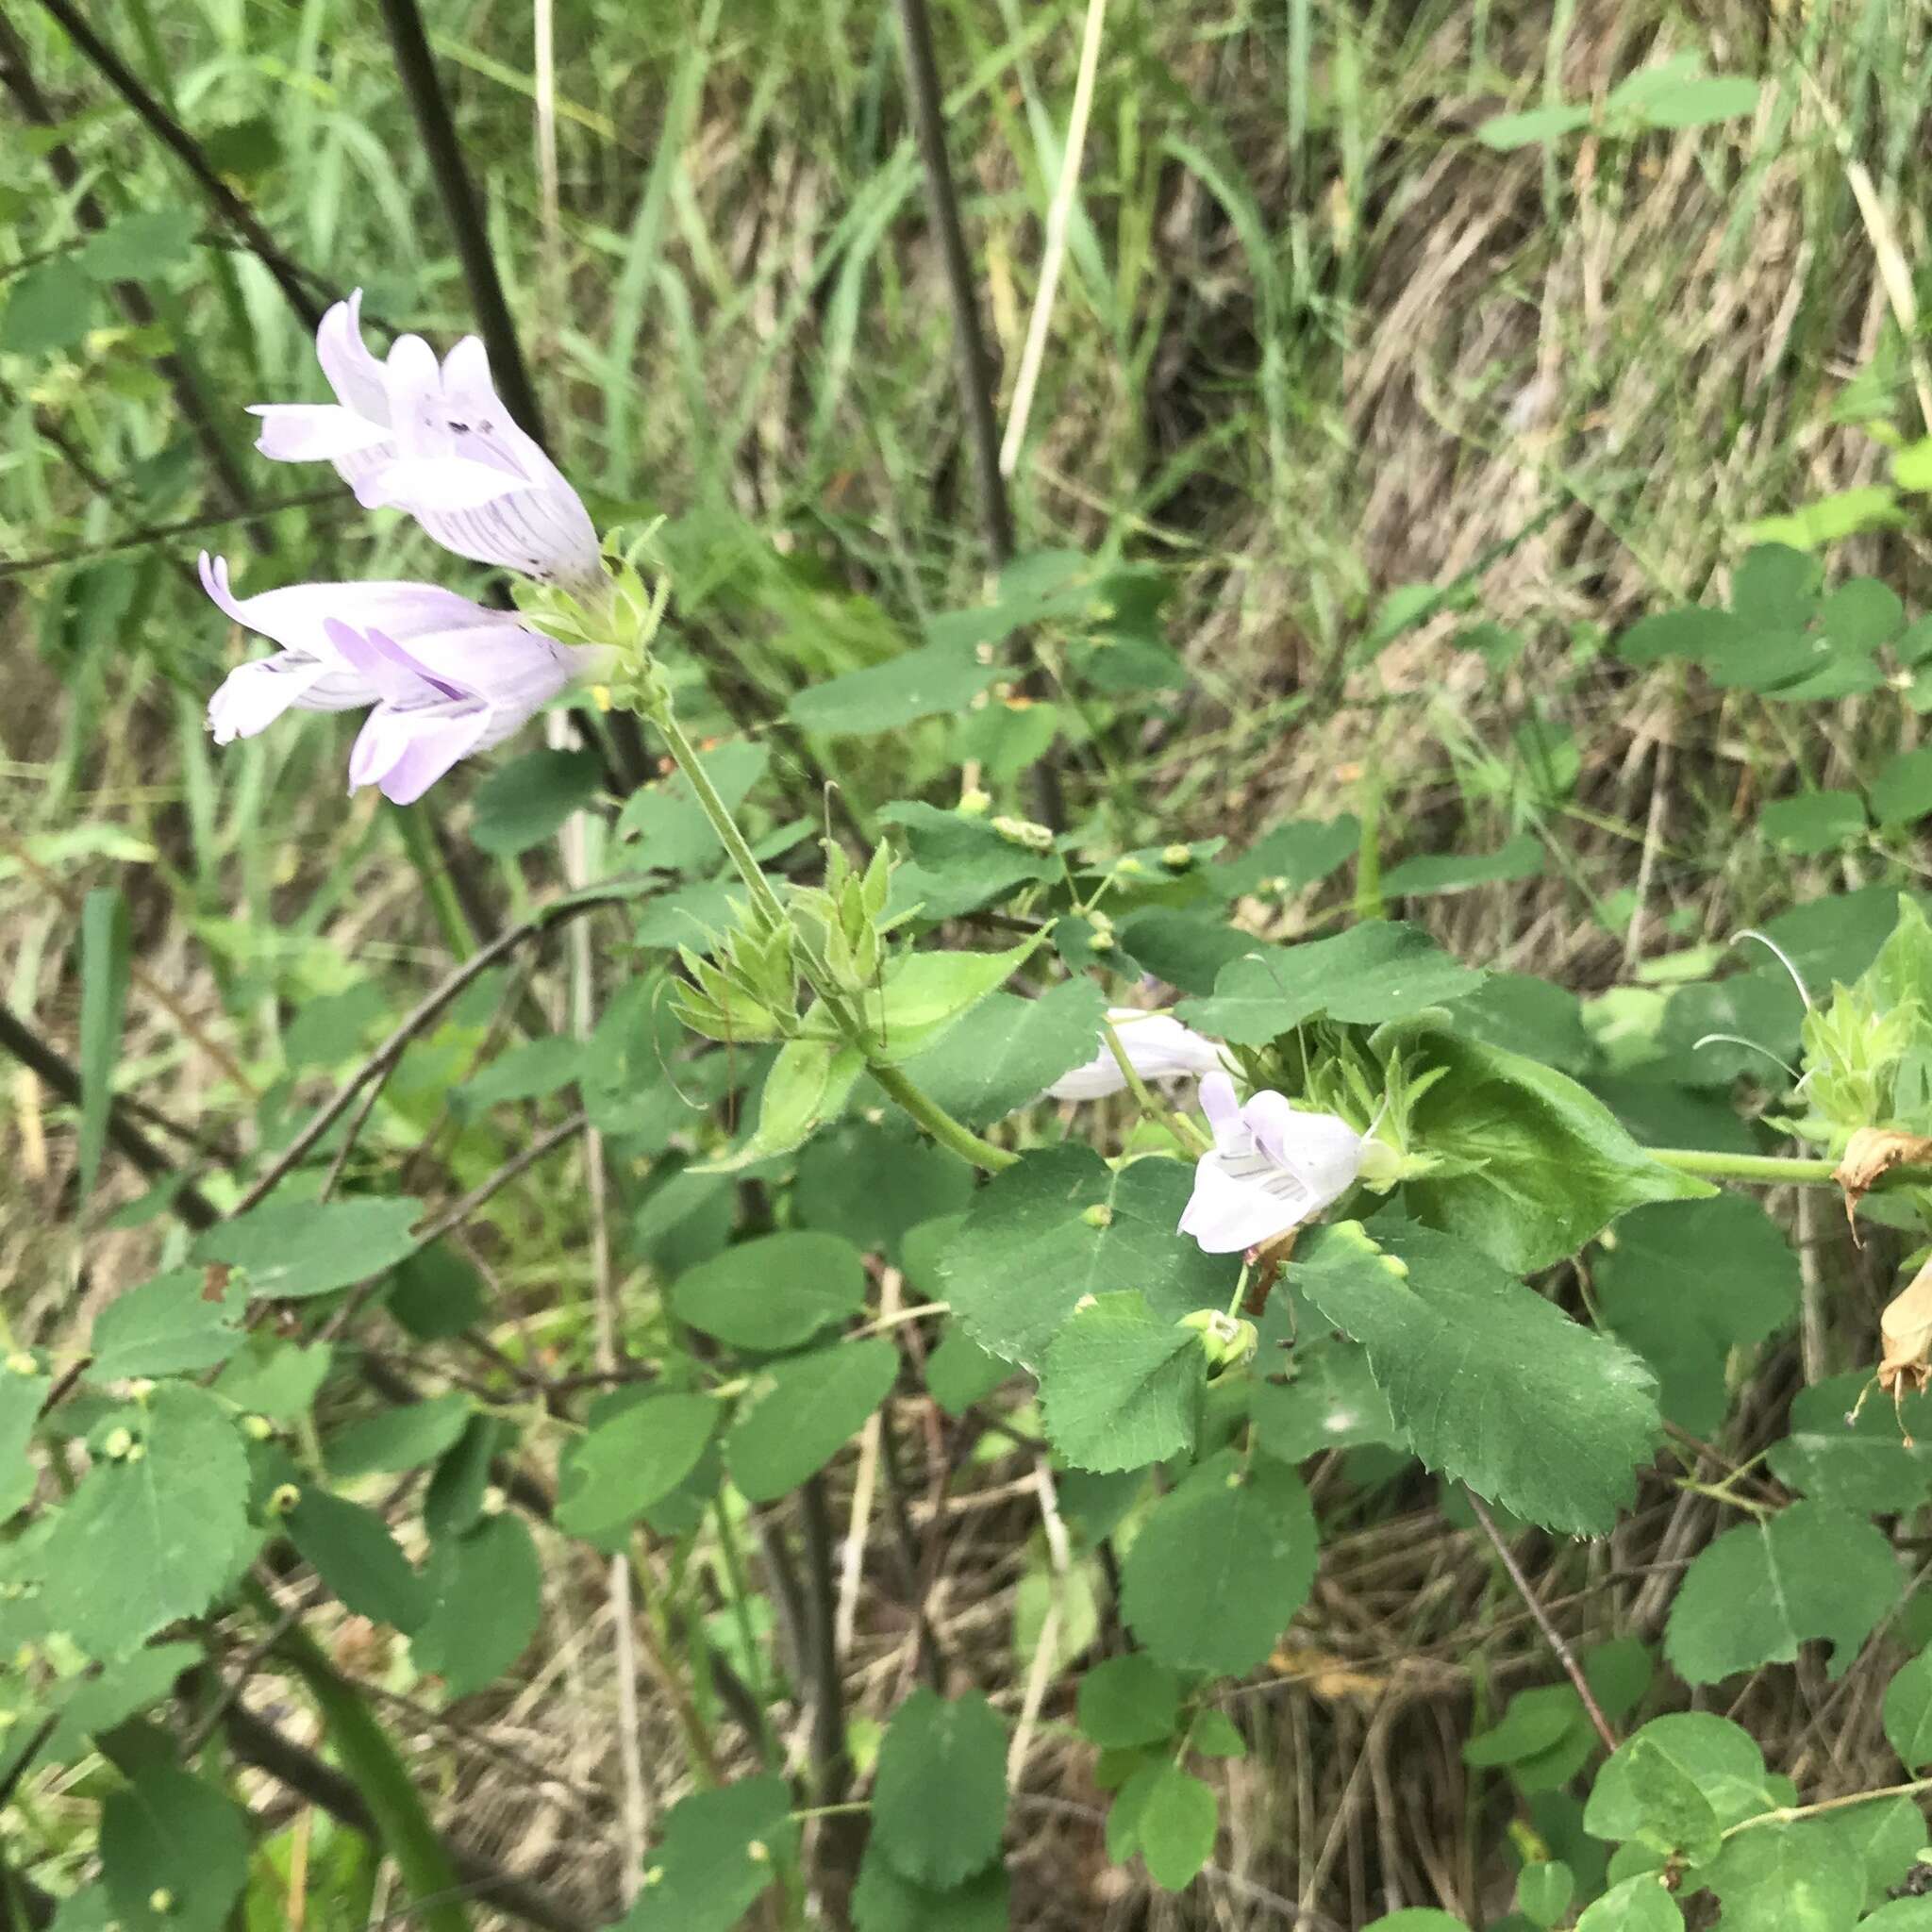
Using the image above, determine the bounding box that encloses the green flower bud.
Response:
[4,1351,37,1377]
[242,1414,275,1441]
[1087,929,1116,954]
[1081,1203,1113,1229]
[149,1889,175,1916]
[125,1441,147,1463]
[1179,1309,1258,1370]
[958,789,991,817]
[126,1377,155,1401]
[991,814,1055,854]
[101,1426,134,1461]
[269,1483,301,1518]
[1161,842,1194,871]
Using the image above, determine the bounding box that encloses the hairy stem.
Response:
[1647,1148,1839,1185]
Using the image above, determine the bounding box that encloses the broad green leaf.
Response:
[1450,974,1595,1074]
[90,1270,241,1380]
[1382,834,1544,897]
[1616,1737,1722,1865]
[796,1122,974,1262]
[942,1146,1226,1370]
[1574,1875,1683,1931]
[1866,1899,1932,1929]
[1359,1914,1470,1931]
[1885,1645,1932,1768]
[424,1414,507,1540]
[699,1037,862,1171]
[1702,1817,1863,1932]
[860,943,1036,1064]
[924,1327,1008,1416]
[724,1337,898,1502]
[557,1393,720,1540]
[1249,1340,1404,1463]
[453,1035,583,1112]
[1403,1034,1713,1273]
[1518,1860,1574,1929]
[1122,1762,1217,1890]
[101,1765,249,1932]
[896,978,1108,1126]
[1038,1291,1202,1474]
[1211,816,1358,898]
[42,1384,250,1656]
[1664,1501,1898,1682]
[1763,791,1867,856]
[672,1231,867,1350]
[617,742,769,870]
[1110,911,1255,997]
[1585,1715,1776,1840]
[211,1339,331,1422]
[411,1515,542,1696]
[1189,1709,1247,1758]
[1739,489,1903,552]
[1120,1452,1317,1674]
[1619,605,1745,666]
[387,1243,488,1341]
[790,641,999,735]
[1177,923,1484,1046]
[469,748,603,856]
[852,1854,1008,1932]
[1475,103,1593,148]
[45,1640,200,1762]
[285,1486,429,1632]
[615,1774,795,1931]
[1594,1196,1800,1436]
[1,261,95,355]
[872,1688,1007,1888]
[1295,1221,1659,1536]
[1732,544,1823,625]
[80,209,199,281]
[1076,1654,1183,1749]
[1874,749,1932,829]
[1479,1687,1595,1794]
[1824,1793,1926,1907]
[1766,1370,1932,1515]
[326,1391,472,1478]
[1462,1690,1580,1768]
[1622,73,1759,129]
[77,887,129,1202]
[192,1195,422,1300]
[0,1354,48,1522]
[879,801,1059,920]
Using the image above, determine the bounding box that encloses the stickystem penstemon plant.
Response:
[18,281,1932,1932]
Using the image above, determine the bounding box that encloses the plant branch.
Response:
[1647,1148,1839,1185]
[33,0,327,326]
[1465,1489,1618,1755]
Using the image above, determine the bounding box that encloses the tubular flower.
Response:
[247,290,603,592]
[1045,1008,1229,1102]
[1177,1071,1366,1256]
[202,551,605,804]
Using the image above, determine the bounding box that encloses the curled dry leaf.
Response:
[1243,1224,1300,1318]
[1854,1257,1932,1445]
[1832,1127,1932,1239]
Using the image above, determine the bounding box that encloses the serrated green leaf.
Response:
[285,1486,430,1632]
[796,1122,974,1262]
[672,1231,868,1350]
[615,1775,795,1930]
[1664,1501,1898,1683]
[1176,922,1484,1045]
[873,1689,1007,1888]
[89,1270,242,1380]
[44,1640,201,1763]
[1120,1452,1317,1674]
[42,1384,250,1656]
[942,1146,1227,1370]
[1249,1340,1404,1463]
[192,1195,423,1300]
[879,801,1059,920]
[101,1765,249,1932]
[1766,1370,1932,1515]
[1038,1292,1202,1473]
[724,1337,898,1502]
[1296,1221,1659,1536]
[1405,1034,1714,1273]
[470,748,603,856]
[1076,1654,1182,1748]
[557,1393,720,1540]
[896,978,1108,1125]
[410,1515,542,1696]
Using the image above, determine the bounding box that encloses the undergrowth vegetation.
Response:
[9,2,1932,1929]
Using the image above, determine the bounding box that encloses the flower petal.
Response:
[1197,1070,1245,1154]
[358,454,536,513]
[1178,1148,1319,1254]
[1241,1094,1365,1207]
[200,555,508,660]
[207,655,368,743]
[247,404,394,464]
[347,701,492,804]
[313,290,390,423]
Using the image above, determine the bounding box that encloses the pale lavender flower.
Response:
[1046,1008,1229,1102]
[1177,1071,1365,1256]
[247,291,603,592]
[202,551,599,804]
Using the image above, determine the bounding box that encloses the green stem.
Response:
[1647,1147,1839,1185]
[1102,1018,1212,1157]
[639,688,1018,1173]
[1720,1774,1932,1840]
